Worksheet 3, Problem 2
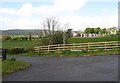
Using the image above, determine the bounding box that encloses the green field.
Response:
[2,39,42,50]
[2,35,119,56]
[2,59,30,75]
[2,35,119,49]
[0,60,2,75]
[68,36,118,43]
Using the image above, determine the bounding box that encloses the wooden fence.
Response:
[34,41,120,54]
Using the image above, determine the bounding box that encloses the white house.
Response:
[80,33,99,37]
[110,29,116,35]
[72,31,78,37]
[107,28,117,35]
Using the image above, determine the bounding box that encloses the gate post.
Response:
[2,48,7,60]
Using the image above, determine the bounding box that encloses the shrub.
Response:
[12,37,19,40]
[2,35,11,40]
[41,37,49,45]
[7,47,25,54]
[41,31,68,45]
[28,48,34,52]
[11,58,16,61]
[20,37,28,41]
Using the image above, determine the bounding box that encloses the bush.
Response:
[53,31,64,44]
[7,47,25,54]
[41,31,68,45]
[20,37,28,41]
[28,48,34,52]
[12,37,19,40]
[41,37,49,45]
[2,35,11,40]
[11,58,16,61]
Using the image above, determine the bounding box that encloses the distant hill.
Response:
[2,29,45,36]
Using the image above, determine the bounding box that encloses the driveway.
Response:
[3,55,118,81]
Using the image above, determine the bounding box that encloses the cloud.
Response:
[0,8,16,15]
[101,8,109,12]
[33,5,55,15]
[0,0,86,16]
[17,3,33,17]
[54,0,86,12]
[1,14,117,30]
[60,15,117,31]
[0,1,118,31]
[0,3,33,17]
[33,0,86,15]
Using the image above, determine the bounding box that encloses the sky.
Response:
[0,0,119,31]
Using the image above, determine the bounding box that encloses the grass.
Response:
[38,49,119,57]
[68,35,119,43]
[0,60,2,75]
[2,35,119,56]
[8,52,39,56]
[2,39,42,50]
[2,35,119,49]
[2,59,31,75]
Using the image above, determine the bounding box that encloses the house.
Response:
[72,31,78,37]
[110,29,116,35]
[80,33,99,37]
[107,27,117,35]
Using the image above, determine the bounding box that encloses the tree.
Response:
[66,29,73,38]
[84,27,90,34]
[28,32,32,41]
[84,27,91,37]
[42,17,59,45]
[62,23,69,44]
[2,35,11,40]
[90,28,95,34]
[54,31,65,44]
[42,16,60,45]
[29,34,32,41]
[94,27,101,34]
[100,28,107,34]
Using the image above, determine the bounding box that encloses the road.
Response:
[3,55,118,81]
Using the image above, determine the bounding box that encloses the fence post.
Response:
[88,43,90,51]
[73,43,75,50]
[48,45,50,53]
[105,42,107,50]
[63,44,65,50]
[38,47,40,53]
[58,44,60,54]
[2,48,7,60]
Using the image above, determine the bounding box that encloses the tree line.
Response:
[84,27,117,35]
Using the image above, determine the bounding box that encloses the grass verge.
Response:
[7,49,119,57]
[2,59,31,75]
[36,49,119,57]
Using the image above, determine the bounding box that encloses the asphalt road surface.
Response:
[3,55,118,81]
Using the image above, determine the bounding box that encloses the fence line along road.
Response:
[34,41,120,54]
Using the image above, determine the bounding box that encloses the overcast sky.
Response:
[0,0,119,31]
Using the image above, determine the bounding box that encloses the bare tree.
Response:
[42,16,60,45]
[62,23,69,45]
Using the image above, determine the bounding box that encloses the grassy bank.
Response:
[10,48,118,57]
[35,49,119,57]
[2,59,31,75]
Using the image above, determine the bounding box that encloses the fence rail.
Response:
[34,41,120,53]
